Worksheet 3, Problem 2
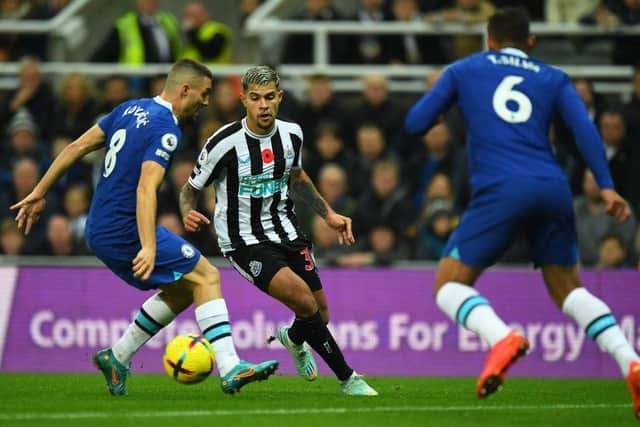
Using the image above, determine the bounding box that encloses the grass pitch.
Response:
[0,373,634,427]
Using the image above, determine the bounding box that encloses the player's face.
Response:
[181,77,212,123]
[241,82,283,135]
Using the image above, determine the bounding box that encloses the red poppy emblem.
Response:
[261,148,274,163]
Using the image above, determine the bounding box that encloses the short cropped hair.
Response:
[241,65,280,91]
[166,59,213,87]
[488,8,530,46]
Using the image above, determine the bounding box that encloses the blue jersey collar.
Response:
[499,47,528,58]
[153,96,179,125]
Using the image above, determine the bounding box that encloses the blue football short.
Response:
[443,177,578,268]
[88,226,201,290]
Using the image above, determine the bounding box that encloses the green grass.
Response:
[0,373,635,427]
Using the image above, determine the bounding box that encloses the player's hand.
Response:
[10,191,46,236]
[600,189,631,222]
[183,209,210,232]
[133,246,156,281]
[324,211,355,246]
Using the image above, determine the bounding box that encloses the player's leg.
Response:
[435,257,528,398]
[435,189,531,398]
[179,255,278,394]
[268,267,377,395]
[542,264,640,419]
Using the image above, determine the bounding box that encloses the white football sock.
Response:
[436,282,511,346]
[196,298,240,377]
[112,293,176,365]
[563,287,639,376]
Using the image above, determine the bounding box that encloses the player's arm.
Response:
[179,182,211,232]
[289,167,355,245]
[404,66,458,135]
[555,80,630,222]
[133,160,165,281]
[11,124,105,235]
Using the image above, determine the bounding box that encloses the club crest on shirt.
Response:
[249,260,262,277]
[181,244,195,259]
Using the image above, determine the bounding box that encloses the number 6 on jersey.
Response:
[492,75,532,123]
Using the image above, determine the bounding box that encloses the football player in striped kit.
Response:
[180,65,377,396]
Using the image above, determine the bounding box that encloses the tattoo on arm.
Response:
[289,168,329,218]
[179,183,201,218]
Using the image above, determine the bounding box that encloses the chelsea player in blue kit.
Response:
[405,8,640,418]
[11,59,278,396]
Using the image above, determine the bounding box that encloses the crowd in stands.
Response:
[1,0,639,269]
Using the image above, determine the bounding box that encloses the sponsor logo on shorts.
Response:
[181,244,195,259]
[249,260,262,277]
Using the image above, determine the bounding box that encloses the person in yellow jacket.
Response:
[92,0,183,64]
[181,2,232,64]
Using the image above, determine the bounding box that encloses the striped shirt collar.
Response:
[242,117,277,139]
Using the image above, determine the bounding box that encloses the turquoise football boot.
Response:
[220,359,279,394]
[277,326,317,381]
[93,348,130,396]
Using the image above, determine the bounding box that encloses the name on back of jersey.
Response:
[123,105,150,128]
[239,171,290,198]
[486,54,540,73]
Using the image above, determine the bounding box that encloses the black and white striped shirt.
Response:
[188,118,304,253]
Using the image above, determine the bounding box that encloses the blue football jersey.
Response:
[86,96,182,246]
[405,48,613,193]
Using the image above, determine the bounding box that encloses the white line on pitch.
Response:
[0,403,630,421]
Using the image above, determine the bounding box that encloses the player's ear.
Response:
[527,34,536,51]
[487,36,498,51]
[179,83,189,98]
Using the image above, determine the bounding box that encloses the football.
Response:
[163,333,216,384]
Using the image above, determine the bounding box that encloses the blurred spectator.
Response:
[0,57,57,141]
[353,159,416,237]
[406,123,467,209]
[625,66,640,140]
[597,233,631,268]
[181,1,232,64]
[599,109,634,202]
[414,197,456,260]
[425,0,495,58]
[239,0,263,26]
[0,109,50,176]
[350,123,391,195]
[62,185,91,247]
[546,0,600,22]
[53,72,98,140]
[387,0,448,64]
[580,0,640,65]
[303,121,355,184]
[197,118,223,148]
[296,163,356,235]
[147,74,167,97]
[44,214,84,256]
[0,218,25,255]
[280,0,348,64]
[309,215,349,262]
[92,0,182,64]
[349,75,405,143]
[0,158,57,254]
[554,78,609,194]
[97,75,132,116]
[49,136,94,193]
[334,223,410,267]
[207,78,243,124]
[574,170,636,266]
[345,0,392,64]
[296,74,347,143]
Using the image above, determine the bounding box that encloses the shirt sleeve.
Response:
[188,137,230,190]
[554,75,614,190]
[404,64,458,135]
[142,123,181,170]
